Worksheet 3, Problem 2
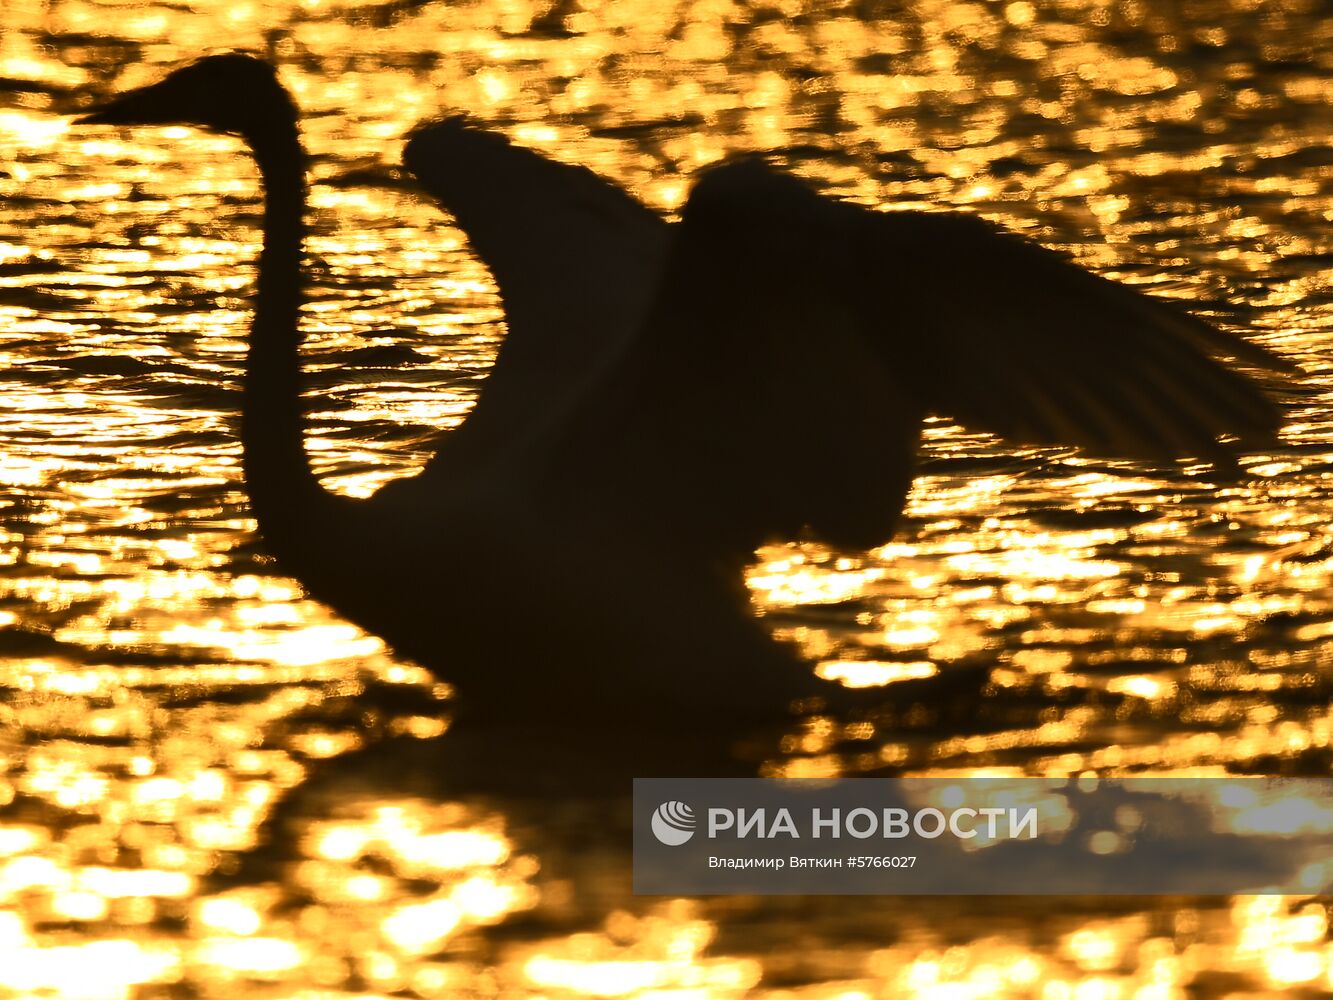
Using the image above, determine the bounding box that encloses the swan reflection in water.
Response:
[73,54,1293,789]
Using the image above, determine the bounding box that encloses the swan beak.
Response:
[73,105,118,125]
[74,79,177,126]
[74,97,149,126]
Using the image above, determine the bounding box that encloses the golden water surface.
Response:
[1,0,1332,995]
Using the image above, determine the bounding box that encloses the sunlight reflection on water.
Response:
[1,0,1332,994]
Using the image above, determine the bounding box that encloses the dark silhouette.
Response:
[75,55,1292,773]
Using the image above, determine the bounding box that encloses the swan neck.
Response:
[243,117,330,551]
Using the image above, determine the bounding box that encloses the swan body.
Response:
[76,56,1290,752]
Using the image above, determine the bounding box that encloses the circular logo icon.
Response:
[651,800,696,846]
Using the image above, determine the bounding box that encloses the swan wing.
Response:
[555,159,1291,553]
[403,119,670,446]
[854,199,1292,467]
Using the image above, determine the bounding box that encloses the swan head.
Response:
[75,54,294,145]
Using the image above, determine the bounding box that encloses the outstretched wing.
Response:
[860,202,1292,467]
[402,119,670,470]
[549,158,1292,554]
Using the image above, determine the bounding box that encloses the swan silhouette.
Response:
[76,55,1291,753]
